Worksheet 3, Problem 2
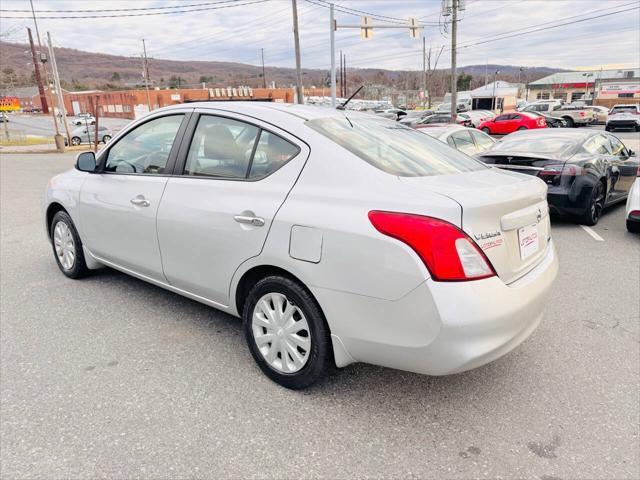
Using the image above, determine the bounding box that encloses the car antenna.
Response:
[337,85,363,111]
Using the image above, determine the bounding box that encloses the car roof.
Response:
[161,101,362,122]
[504,127,600,141]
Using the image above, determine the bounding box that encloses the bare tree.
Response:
[425,45,444,108]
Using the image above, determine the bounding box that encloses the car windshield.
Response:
[611,106,636,114]
[305,117,487,177]
[493,134,577,155]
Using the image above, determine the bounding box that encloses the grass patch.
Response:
[0,136,52,146]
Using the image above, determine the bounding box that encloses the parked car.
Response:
[457,110,495,128]
[415,113,473,128]
[527,111,567,128]
[584,105,609,124]
[0,113,9,123]
[65,125,113,146]
[626,177,640,233]
[478,112,546,135]
[374,108,407,120]
[606,104,640,132]
[435,102,468,113]
[521,102,594,127]
[44,103,558,389]
[71,113,96,126]
[420,125,496,156]
[478,129,638,225]
[398,110,435,127]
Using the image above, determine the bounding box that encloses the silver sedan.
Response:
[44,102,558,389]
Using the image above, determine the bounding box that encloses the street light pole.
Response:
[450,0,458,124]
[330,3,336,107]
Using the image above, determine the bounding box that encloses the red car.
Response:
[478,111,546,135]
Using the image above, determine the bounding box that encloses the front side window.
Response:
[449,130,477,155]
[105,115,184,174]
[306,117,486,177]
[607,135,627,156]
[184,115,259,178]
[495,115,509,122]
[470,130,495,150]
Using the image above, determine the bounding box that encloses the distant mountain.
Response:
[0,41,564,95]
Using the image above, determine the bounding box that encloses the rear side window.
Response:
[249,131,299,179]
[495,115,509,121]
[449,130,477,155]
[306,117,486,177]
[470,130,495,150]
[184,115,260,178]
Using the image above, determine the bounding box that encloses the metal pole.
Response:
[421,36,426,109]
[330,3,336,107]
[92,95,100,153]
[291,0,304,104]
[343,53,347,98]
[261,48,266,88]
[450,0,458,124]
[339,50,342,98]
[492,71,498,111]
[29,0,43,49]
[47,31,71,145]
[142,39,151,111]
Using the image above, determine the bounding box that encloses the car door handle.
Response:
[130,195,150,207]
[234,215,265,227]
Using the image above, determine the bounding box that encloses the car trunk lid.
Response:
[399,168,551,284]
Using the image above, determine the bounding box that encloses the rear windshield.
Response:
[610,106,637,113]
[493,134,577,156]
[306,117,487,177]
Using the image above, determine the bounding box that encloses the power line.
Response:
[1,0,242,13]
[303,0,410,25]
[1,0,269,19]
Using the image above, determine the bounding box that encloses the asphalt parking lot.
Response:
[1,149,639,479]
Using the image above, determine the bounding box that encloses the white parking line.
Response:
[580,225,605,242]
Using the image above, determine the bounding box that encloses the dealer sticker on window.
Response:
[518,223,539,260]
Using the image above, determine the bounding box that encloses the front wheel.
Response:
[50,211,89,278]
[627,220,640,233]
[71,136,81,146]
[517,126,527,131]
[605,125,612,131]
[102,135,111,143]
[243,275,332,389]
[564,117,574,128]
[481,127,491,134]
[579,181,605,226]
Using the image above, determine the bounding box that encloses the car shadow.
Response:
[81,266,517,405]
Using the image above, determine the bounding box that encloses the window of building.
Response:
[536,92,550,100]
[571,92,584,101]
[618,93,634,98]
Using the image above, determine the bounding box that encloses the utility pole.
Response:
[492,70,500,111]
[142,39,151,112]
[421,36,426,109]
[261,48,266,88]
[339,50,342,97]
[27,28,49,117]
[291,0,304,104]
[330,3,336,107]
[47,31,71,146]
[449,0,458,124]
[343,53,347,97]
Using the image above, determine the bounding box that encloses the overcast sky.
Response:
[1,0,639,71]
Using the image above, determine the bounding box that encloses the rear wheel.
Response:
[580,181,605,226]
[605,125,612,132]
[517,126,527,131]
[563,117,574,128]
[71,136,81,146]
[627,220,640,233]
[102,135,111,143]
[635,124,640,132]
[243,275,332,389]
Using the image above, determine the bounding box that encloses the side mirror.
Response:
[76,151,97,172]
[629,149,636,157]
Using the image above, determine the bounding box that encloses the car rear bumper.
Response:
[316,239,558,375]
[607,120,639,129]
[546,180,595,217]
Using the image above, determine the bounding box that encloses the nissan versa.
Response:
[44,103,558,389]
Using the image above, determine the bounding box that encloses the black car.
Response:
[478,129,638,225]
[527,111,567,128]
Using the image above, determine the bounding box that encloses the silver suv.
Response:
[606,104,640,132]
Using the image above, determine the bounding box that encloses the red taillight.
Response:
[579,111,585,117]
[540,164,585,177]
[368,211,496,282]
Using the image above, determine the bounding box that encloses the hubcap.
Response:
[251,292,311,374]
[53,221,76,271]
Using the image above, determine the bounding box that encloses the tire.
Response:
[517,126,527,131]
[71,136,82,146]
[50,211,89,279]
[243,275,332,389]
[627,220,640,233]
[102,135,111,143]
[635,124,640,132]
[481,127,491,134]
[563,117,574,128]
[579,180,605,226]
[605,125,612,132]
